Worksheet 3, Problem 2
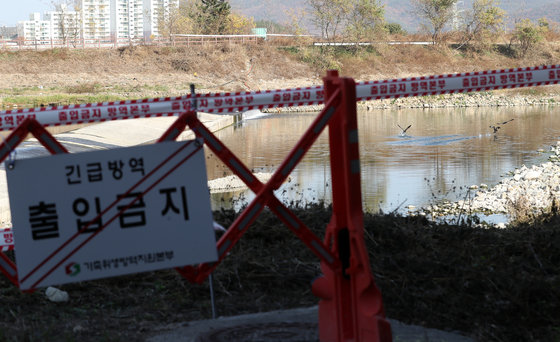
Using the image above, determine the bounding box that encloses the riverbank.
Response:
[415,141,560,226]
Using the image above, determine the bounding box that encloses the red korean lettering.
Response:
[81,109,90,119]
[399,83,406,92]
[429,80,437,90]
[462,78,470,87]
[549,70,556,79]
[130,105,139,115]
[69,110,79,120]
[273,94,281,102]
[525,72,533,82]
[470,77,479,87]
[282,93,291,101]
[370,86,378,95]
[411,82,419,92]
[488,76,496,84]
[119,106,128,115]
[199,98,208,107]
[389,84,397,93]
[292,92,301,101]
[108,107,117,117]
[141,104,150,113]
[235,97,244,105]
[225,98,233,106]
[92,109,101,118]
[420,82,428,91]
[500,75,508,84]
[509,74,516,83]
[480,76,487,86]
[172,102,181,111]
[5,116,13,126]
[16,115,25,125]
[245,96,254,104]
[517,73,524,82]
[214,99,223,107]
[315,90,324,100]
[380,85,388,94]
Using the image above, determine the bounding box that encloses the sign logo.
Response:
[65,262,80,276]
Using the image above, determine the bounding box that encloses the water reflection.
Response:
[206,106,560,214]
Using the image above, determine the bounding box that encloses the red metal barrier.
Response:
[0,71,391,341]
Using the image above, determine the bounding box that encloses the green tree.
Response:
[459,0,505,51]
[511,18,547,57]
[384,22,406,35]
[344,0,385,42]
[196,0,231,34]
[411,0,458,43]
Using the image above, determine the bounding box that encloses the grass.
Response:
[1,204,559,341]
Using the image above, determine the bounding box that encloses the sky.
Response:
[0,0,52,27]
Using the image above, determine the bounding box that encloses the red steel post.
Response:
[312,70,392,342]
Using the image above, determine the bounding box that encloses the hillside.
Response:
[230,0,560,33]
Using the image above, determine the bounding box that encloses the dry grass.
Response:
[1,204,559,341]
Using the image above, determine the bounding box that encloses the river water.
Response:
[206,106,560,217]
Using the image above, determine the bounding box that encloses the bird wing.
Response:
[498,118,514,125]
[404,124,412,132]
[397,124,404,131]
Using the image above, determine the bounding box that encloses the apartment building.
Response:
[111,0,144,40]
[82,0,111,40]
[44,5,81,41]
[17,0,179,42]
[143,0,179,39]
[17,13,52,42]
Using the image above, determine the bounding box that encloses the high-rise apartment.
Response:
[82,0,111,40]
[17,13,52,42]
[111,0,144,40]
[143,0,179,39]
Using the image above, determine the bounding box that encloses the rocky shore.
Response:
[264,90,560,113]
[411,141,560,226]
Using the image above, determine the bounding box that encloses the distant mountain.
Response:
[229,0,560,34]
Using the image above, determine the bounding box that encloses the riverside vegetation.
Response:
[0,43,560,341]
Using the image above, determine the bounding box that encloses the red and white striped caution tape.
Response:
[1,228,14,252]
[0,64,559,131]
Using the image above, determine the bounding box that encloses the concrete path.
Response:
[0,113,235,225]
[146,306,474,342]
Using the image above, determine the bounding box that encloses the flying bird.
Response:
[489,118,514,134]
[397,124,412,136]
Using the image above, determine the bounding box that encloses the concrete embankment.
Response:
[0,113,236,226]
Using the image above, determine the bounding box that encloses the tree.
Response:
[511,18,547,57]
[308,0,353,41]
[411,0,458,43]
[196,0,231,34]
[344,0,385,42]
[459,0,505,51]
[50,0,82,45]
[225,12,255,35]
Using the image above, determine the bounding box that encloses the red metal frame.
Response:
[0,71,391,341]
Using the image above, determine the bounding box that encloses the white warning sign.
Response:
[6,140,218,290]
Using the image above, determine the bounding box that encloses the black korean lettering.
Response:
[86,162,103,182]
[28,202,60,240]
[129,157,145,175]
[108,160,124,180]
[160,186,189,221]
[73,197,103,233]
[65,165,81,185]
[116,192,146,228]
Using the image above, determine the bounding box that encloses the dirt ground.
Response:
[1,204,559,341]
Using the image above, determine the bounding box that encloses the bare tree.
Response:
[411,0,458,43]
[308,0,353,41]
[459,0,505,51]
[345,0,385,43]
